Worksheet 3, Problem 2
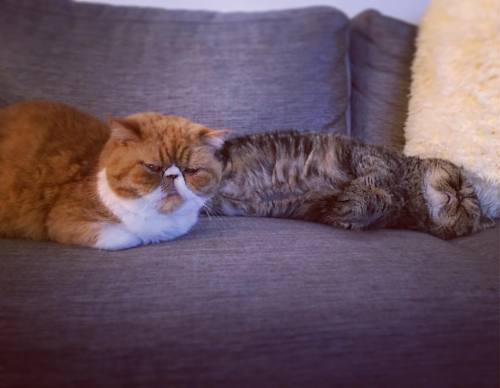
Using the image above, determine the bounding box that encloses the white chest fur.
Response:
[95,168,205,250]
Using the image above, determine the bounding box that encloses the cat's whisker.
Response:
[202,203,230,228]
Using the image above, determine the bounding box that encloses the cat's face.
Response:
[100,113,226,214]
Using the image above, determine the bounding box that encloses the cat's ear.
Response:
[199,128,230,149]
[108,117,142,141]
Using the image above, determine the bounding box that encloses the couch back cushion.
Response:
[349,10,416,150]
[0,0,349,135]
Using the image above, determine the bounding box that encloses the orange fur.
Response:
[0,101,224,248]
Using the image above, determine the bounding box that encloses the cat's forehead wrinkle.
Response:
[163,130,194,166]
[176,142,192,166]
[140,125,188,167]
[159,145,171,165]
[125,113,208,167]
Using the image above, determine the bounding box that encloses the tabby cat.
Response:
[0,101,225,249]
[209,131,495,239]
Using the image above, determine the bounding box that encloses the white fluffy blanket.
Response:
[404,0,500,218]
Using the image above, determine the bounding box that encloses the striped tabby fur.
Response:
[208,131,495,239]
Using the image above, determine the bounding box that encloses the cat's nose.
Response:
[164,165,181,180]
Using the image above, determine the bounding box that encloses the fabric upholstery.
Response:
[349,10,417,150]
[1,218,498,387]
[0,0,349,135]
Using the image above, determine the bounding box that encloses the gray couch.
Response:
[1,1,498,387]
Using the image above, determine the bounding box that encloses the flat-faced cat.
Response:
[209,131,495,239]
[0,101,226,249]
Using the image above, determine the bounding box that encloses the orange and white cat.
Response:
[0,101,226,250]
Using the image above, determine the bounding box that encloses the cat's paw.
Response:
[95,223,142,250]
[332,195,367,219]
[327,197,369,230]
[329,186,391,230]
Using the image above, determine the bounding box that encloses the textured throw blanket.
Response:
[404,0,500,218]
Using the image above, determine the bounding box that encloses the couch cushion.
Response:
[1,217,498,387]
[349,10,417,150]
[0,0,349,135]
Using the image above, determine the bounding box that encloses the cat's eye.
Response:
[183,167,200,175]
[143,163,163,174]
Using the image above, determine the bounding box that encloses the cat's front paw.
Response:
[332,195,367,219]
[328,197,369,230]
[95,223,142,250]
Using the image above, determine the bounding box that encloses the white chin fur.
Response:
[96,168,206,250]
